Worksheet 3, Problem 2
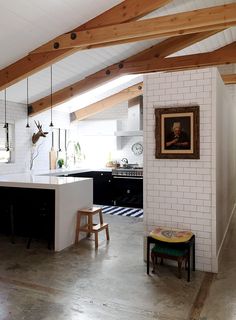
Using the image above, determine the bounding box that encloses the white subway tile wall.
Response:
[0,101,30,174]
[80,101,143,166]
[30,110,70,171]
[0,100,70,174]
[143,68,217,272]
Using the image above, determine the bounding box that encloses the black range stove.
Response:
[112,167,143,178]
[111,167,143,208]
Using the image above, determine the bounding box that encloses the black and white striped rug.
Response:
[102,206,143,218]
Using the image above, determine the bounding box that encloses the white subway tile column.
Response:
[143,68,218,272]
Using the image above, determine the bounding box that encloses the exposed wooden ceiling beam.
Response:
[78,0,172,30]
[126,30,221,61]
[222,74,236,84]
[31,3,236,54]
[72,73,236,122]
[30,30,223,116]
[0,0,171,91]
[71,83,143,121]
[71,21,234,51]
[113,42,236,74]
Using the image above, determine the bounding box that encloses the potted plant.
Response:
[57,158,64,168]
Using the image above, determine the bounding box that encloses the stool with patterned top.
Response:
[147,227,195,281]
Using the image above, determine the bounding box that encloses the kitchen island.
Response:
[0,173,93,251]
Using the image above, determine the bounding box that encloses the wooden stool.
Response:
[147,227,195,282]
[151,244,188,279]
[75,206,110,248]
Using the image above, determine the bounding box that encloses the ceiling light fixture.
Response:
[26,78,30,128]
[3,89,7,128]
[49,65,54,127]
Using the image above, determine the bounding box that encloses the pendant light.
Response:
[3,89,7,128]
[26,78,30,128]
[49,65,54,127]
[3,90,9,151]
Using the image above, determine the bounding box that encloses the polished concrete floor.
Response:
[0,213,234,320]
[200,212,236,320]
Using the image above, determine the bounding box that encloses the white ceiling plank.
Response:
[0,0,120,67]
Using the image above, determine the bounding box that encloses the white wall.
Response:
[76,119,118,168]
[215,71,236,256]
[115,135,143,166]
[0,100,30,174]
[0,100,70,174]
[143,69,218,272]
[0,98,143,173]
[30,110,70,171]
[143,67,236,272]
[76,101,143,167]
[88,101,128,120]
[218,65,236,105]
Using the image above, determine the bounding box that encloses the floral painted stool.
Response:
[147,227,195,281]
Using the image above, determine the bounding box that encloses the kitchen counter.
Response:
[0,172,91,189]
[0,172,93,251]
[39,167,112,177]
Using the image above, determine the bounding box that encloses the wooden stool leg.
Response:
[99,209,103,225]
[151,252,156,273]
[185,257,188,270]
[87,214,93,238]
[10,204,15,244]
[75,212,81,244]
[95,231,98,249]
[105,225,110,241]
[178,258,183,279]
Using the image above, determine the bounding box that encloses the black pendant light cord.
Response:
[3,89,7,128]
[49,65,54,127]
[26,78,30,128]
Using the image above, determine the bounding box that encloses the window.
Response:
[0,123,14,163]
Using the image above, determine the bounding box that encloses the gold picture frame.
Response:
[155,106,200,159]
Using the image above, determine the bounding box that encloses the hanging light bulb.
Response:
[26,78,30,128]
[49,65,54,127]
[3,89,7,128]
[3,90,9,151]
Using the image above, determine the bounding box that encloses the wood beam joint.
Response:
[222,73,236,85]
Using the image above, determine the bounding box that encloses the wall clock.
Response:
[131,142,143,155]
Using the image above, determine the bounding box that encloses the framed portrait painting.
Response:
[155,106,200,159]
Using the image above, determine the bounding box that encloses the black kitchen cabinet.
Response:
[68,171,114,205]
[0,187,55,247]
[66,171,143,208]
[93,172,113,205]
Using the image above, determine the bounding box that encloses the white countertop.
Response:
[0,166,113,189]
[0,172,91,189]
[39,167,112,176]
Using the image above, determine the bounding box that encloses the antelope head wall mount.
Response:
[32,121,48,144]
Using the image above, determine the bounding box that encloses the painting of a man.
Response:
[165,121,190,150]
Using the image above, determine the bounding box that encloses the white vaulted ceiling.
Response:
[0,0,235,109]
[1,38,161,104]
[0,0,121,68]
